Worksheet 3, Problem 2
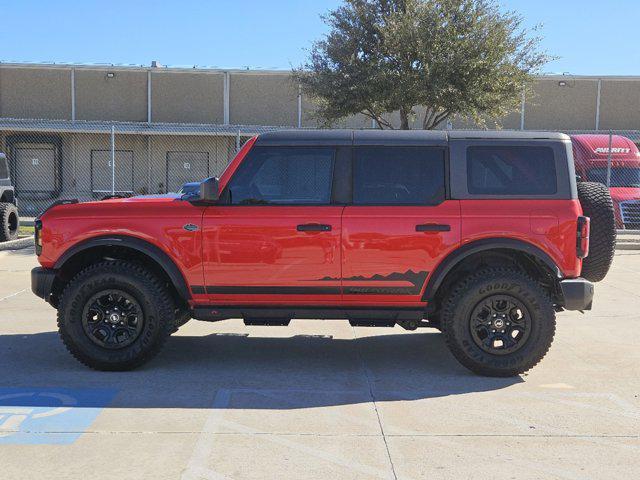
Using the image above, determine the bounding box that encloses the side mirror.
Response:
[199,177,220,203]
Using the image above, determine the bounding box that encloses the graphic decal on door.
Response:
[319,270,429,295]
[196,270,428,296]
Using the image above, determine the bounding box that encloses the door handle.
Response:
[297,223,332,232]
[416,224,451,232]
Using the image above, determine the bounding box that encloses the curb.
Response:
[617,243,640,251]
[0,236,34,251]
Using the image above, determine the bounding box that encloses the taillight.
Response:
[577,216,590,259]
[34,219,43,256]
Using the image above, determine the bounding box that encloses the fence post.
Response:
[595,79,602,130]
[111,125,116,195]
[606,130,613,188]
[520,87,526,131]
[297,83,302,129]
[236,130,241,153]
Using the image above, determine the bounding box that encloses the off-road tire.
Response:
[577,182,616,283]
[57,260,175,371]
[0,202,19,242]
[442,267,556,377]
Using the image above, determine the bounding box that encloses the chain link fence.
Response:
[0,121,279,216]
[569,129,640,248]
[2,121,640,246]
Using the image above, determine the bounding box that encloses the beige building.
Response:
[1,62,639,213]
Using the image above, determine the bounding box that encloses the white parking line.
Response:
[180,388,398,480]
[0,289,26,303]
[181,389,233,480]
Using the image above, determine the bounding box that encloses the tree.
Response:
[293,0,552,130]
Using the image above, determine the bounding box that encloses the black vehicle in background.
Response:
[177,182,200,197]
[0,152,19,242]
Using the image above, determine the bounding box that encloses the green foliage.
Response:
[293,0,552,129]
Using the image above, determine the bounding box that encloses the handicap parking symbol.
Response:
[0,387,117,445]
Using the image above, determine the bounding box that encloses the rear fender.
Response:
[422,238,562,302]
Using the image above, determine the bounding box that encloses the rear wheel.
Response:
[441,267,556,377]
[577,182,616,282]
[0,202,19,242]
[57,260,175,371]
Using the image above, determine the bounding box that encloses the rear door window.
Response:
[353,147,445,205]
[226,146,335,205]
[467,146,557,195]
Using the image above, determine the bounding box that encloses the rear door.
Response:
[342,142,461,304]
[201,144,345,304]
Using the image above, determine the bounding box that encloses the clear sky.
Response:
[1,0,638,75]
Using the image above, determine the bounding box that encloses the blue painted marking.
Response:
[0,387,117,445]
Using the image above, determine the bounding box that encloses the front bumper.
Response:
[31,267,56,304]
[559,278,594,311]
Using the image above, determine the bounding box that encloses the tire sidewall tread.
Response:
[577,182,616,283]
[57,260,174,371]
[442,267,556,377]
[0,202,19,242]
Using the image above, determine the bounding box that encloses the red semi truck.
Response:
[571,134,640,230]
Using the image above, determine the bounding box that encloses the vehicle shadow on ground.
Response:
[0,330,522,410]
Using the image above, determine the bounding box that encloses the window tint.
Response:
[353,147,445,205]
[467,146,557,195]
[227,146,335,205]
[0,156,7,179]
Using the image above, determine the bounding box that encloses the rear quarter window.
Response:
[467,146,557,195]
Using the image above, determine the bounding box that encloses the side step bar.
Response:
[193,306,425,324]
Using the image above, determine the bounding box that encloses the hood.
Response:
[101,193,181,202]
[571,134,640,166]
[39,194,188,221]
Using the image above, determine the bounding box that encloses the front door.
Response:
[341,145,461,304]
[202,145,343,304]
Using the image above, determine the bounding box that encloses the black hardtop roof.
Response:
[256,129,570,146]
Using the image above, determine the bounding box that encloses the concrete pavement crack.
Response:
[351,326,399,480]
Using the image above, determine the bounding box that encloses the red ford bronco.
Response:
[31,130,616,376]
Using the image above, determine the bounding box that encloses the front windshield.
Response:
[588,167,640,188]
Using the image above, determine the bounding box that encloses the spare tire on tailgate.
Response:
[577,182,616,282]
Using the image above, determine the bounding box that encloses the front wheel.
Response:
[57,260,175,371]
[441,267,556,377]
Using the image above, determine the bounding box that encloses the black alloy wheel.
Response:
[469,295,531,355]
[82,290,145,349]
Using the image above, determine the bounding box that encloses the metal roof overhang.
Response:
[0,118,282,136]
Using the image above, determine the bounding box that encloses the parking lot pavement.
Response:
[0,247,639,480]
